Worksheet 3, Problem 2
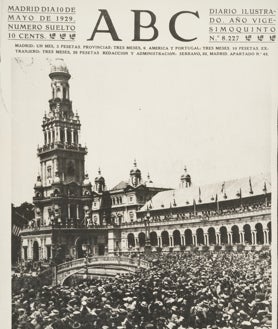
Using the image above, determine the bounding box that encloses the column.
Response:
[217,233,221,245]
[239,230,244,244]
[77,130,80,145]
[108,230,116,254]
[53,127,56,143]
[21,245,25,261]
[77,205,79,219]
[169,235,173,247]
[192,234,197,246]
[158,235,161,247]
[228,231,232,244]
[28,240,32,259]
[251,230,257,245]
[181,236,185,246]
[65,128,68,143]
[46,129,49,144]
[57,126,61,142]
[204,233,209,246]
[71,129,74,145]
[68,204,71,219]
[263,229,269,245]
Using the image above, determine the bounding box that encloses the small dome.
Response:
[83,173,91,186]
[50,59,69,74]
[95,168,105,183]
[130,159,141,175]
[49,59,71,79]
[35,175,42,188]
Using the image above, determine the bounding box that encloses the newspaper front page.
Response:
[1,0,277,328]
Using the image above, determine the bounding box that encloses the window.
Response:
[129,212,134,221]
[47,166,52,178]
[23,247,28,260]
[130,197,133,202]
[46,246,51,259]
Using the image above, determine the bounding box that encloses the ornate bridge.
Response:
[53,256,150,285]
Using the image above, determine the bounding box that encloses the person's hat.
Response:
[241,321,252,328]
[71,321,81,328]
[141,301,148,307]
[73,311,80,315]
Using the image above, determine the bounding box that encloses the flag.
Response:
[193,199,196,214]
[221,182,225,193]
[263,182,267,193]
[12,224,21,237]
[198,187,202,203]
[249,177,253,194]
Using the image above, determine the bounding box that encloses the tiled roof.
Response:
[140,173,271,211]
[111,181,129,191]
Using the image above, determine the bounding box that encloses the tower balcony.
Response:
[37,142,87,155]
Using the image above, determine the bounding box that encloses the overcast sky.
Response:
[11,53,274,205]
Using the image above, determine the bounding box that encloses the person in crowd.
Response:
[12,250,272,329]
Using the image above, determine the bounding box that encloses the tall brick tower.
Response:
[33,59,92,231]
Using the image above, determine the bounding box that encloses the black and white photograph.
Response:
[1,0,277,328]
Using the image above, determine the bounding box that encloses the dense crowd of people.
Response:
[12,251,272,329]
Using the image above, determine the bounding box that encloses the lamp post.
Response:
[82,243,89,279]
[144,211,151,253]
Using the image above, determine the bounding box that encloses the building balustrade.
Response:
[20,206,270,235]
[121,207,270,228]
[37,142,87,154]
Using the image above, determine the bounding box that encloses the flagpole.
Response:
[216,194,219,213]
[193,199,196,215]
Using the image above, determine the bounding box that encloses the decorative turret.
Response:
[95,168,105,193]
[180,166,192,188]
[145,173,154,187]
[130,159,142,187]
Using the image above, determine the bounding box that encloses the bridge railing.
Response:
[57,256,149,273]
